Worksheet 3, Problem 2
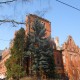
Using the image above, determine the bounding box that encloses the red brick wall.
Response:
[62,36,80,80]
[0,49,10,77]
[25,14,51,38]
[53,49,64,77]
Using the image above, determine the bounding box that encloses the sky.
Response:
[0,0,80,50]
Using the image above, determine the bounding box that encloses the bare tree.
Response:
[0,0,51,50]
[0,0,31,4]
[0,0,50,27]
[0,0,32,27]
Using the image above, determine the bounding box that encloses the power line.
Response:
[56,0,80,11]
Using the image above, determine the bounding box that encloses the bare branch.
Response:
[35,8,50,17]
[0,0,32,4]
[0,0,16,4]
[0,19,26,27]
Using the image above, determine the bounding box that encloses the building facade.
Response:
[62,36,80,80]
[25,14,51,38]
[50,37,65,79]
[0,49,10,79]
[0,14,80,80]
[25,14,65,78]
[24,14,52,76]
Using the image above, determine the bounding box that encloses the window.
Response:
[41,22,45,26]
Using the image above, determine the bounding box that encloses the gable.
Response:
[63,36,79,53]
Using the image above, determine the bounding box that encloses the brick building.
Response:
[25,14,51,38]
[62,36,80,80]
[24,14,52,76]
[50,37,65,79]
[0,14,80,80]
[0,49,10,79]
[25,14,65,78]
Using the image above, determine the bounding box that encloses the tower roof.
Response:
[0,50,3,56]
[27,14,50,23]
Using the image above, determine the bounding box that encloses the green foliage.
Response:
[5,28,26,80]
[25,18,55,78]
[5,19,55,79]
[5,57,26,80]
[13,28,25,52]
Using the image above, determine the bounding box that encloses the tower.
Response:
[25,14,51,75]
[25,14,51,38]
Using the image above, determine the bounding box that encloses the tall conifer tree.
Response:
[25,18,55,78]
[5,28,26,80]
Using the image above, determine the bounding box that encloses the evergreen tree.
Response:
[5,28,26,80]
[25,18,55,78]
[5,19,55,79]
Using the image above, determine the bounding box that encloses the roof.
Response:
[27,14,50,23]
[0,50,3,56]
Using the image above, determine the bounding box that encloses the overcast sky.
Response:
[0,0,80,50]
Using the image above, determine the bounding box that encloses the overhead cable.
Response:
[56,0,80,11]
